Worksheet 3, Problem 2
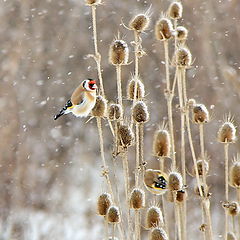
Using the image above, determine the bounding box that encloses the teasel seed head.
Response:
[146,206,164,228]
[127,77,145,100]
[85,0,102,6]
[150,227,168,240]
[118,124,134,148]
[97,193,112,216]
[228,201,240,216]
[230,158,240,188]
[92,95,107,118]
[155,17,173,41]
[132,101,149,123]
[193,159,209,176]
[174,46,192,67]
[152,128,171,158]
[227,232,237,240]
[217,121,236,143]
[129,14,150,33]
[166,190,174,202]
[168,172,183,191]
[193,104,209,124]
[108,103,122,121]
[129,188,145,209]
[109,39,129,65]
[107,206,120,224]
[176,189,187,202]
[168,1,183,20]
[175,26,188,42]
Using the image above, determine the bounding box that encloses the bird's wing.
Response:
[71,85,84,105]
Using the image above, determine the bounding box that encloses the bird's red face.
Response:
[83,79,97,91]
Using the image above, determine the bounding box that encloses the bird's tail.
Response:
[54,109,65,120]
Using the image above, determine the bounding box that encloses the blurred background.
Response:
[0,0,240,239]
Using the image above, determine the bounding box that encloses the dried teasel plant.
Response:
[146,206,164,229]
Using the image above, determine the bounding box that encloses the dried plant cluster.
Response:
[83,1,240,240]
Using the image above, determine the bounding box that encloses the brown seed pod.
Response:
[118,124,134,148]
[127,78,145,100]
[92,95,107,118]
[155,17,173,41]
[194,185,211,198]
[150,227,168,240]
[85,0,102,5]
[193,104,209,123]
[152,129,171,158]
[174,46,192,67]
[228,201,240,216]
[168,172,183,191]
[230,160,240,188]
[217,122,236,143]
[97,193,112,216]
[176,189,187,202]
[109,40,129,65]
[107,206,120,224]
[129,14,150,33]
[175,26,188,41]
[146,206,164,228]
[132,101,149,123]
[227,232,237,240]
[108,103,122,121]
[129,188,145,209]
[168,1,183,19]
[193,159,209,176]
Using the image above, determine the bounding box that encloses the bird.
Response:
[144,169,168,195]
[54,79,97,120]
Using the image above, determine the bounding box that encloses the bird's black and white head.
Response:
[82,79,97,91]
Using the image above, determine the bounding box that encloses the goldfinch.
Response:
[54,79,97,120]
[144,169,168,195]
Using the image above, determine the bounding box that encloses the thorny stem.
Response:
[135,124,140,187]
[104,217,109,240]
[161,195,170,238]
[174,196,182,240]
[224,143,229,240]
[134,210,141,240]
[91,6,105,97]
[97,118,115,202]
[164,40,176,169]
[181,68,213,240]
[116,65,123,118]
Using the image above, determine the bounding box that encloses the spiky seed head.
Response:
[155,17,173,41]
[176,189,187,202]
[168,172,183,191]
[217,122,236,143]
[129,188,145,209]
[176,26,188,41]
[107,206,120,224]
[168,1,183,19]
[193,104,209,123]
[97,193,112,216]
[132,101,149,123]
[118,124,134,148]
[227,232,237,240]
[230,160,240,188]
[85,0,102,6]
[129,14,150,33]
[108,103,122,121]
[228,201,240,216]
[92,95,107,117]
[153,129,171,157]
[188,98,196,108]
[146,206,164,228]
[109,40,129,65]
[175,46,192,67]
[193,159,209,176]
[150,227,168,240]
[127,77,145,100]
